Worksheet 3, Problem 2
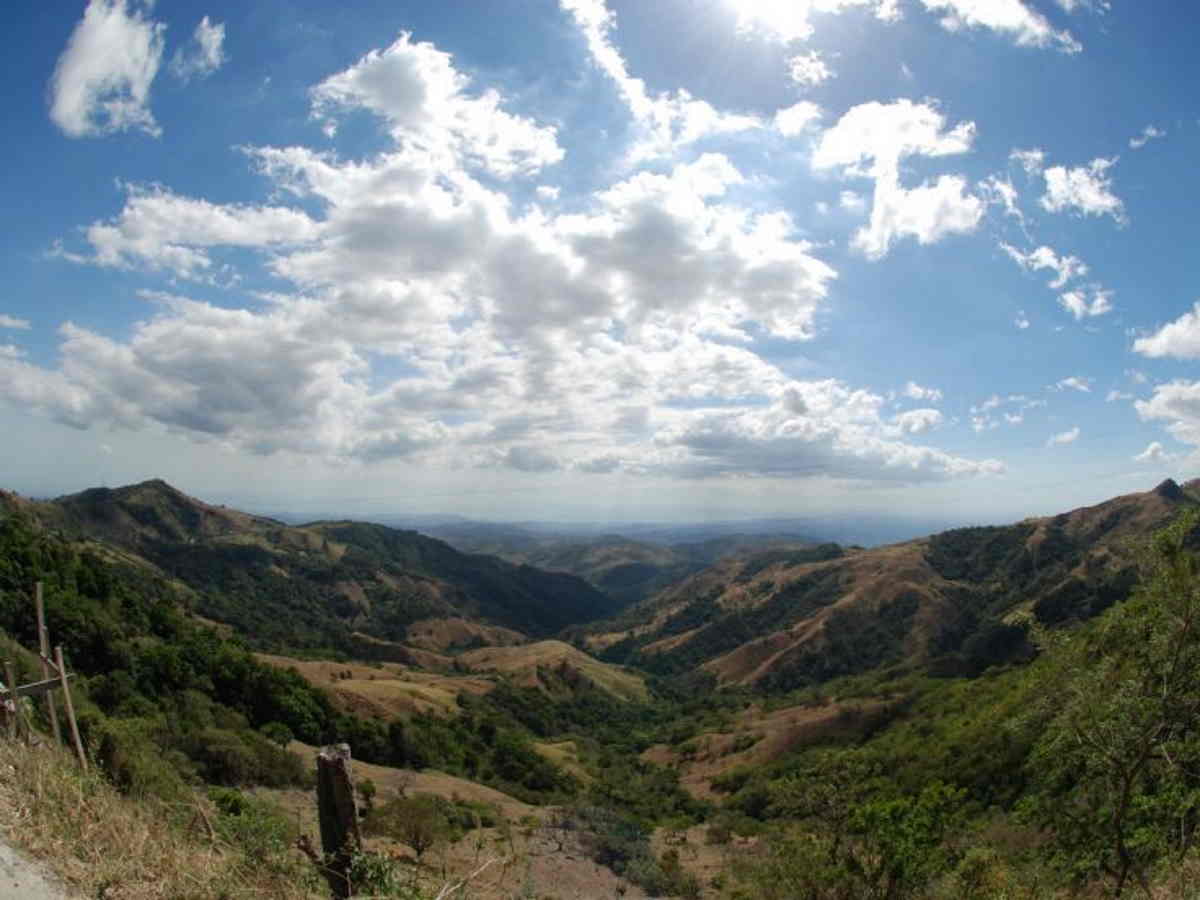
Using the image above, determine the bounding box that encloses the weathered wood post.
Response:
[316,743,361,899]
[35,583,62,747]
[2,662,19,741]
[54,646,87,771]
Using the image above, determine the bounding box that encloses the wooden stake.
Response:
[4,662,29,744]
[2,662,14,741]
[54,646,86,771]
[35,583,61,747]
[315,743,360,899]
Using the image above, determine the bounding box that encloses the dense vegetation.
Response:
[8,480,1200,898]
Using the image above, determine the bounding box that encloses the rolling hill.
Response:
[587,479,1198,690]
[3,479,622,654]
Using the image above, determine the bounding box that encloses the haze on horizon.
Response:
[3,0,1199,529]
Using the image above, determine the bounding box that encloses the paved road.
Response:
[0,839,72,899]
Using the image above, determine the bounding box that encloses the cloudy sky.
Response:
[2,0,1198,526]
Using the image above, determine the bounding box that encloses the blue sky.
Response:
[2,0,1199,526]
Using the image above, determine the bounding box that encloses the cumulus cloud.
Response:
[921,0,1081,52]
[1040,157,1126,223]
[1136,381,1200,448]
[311,32,563,178]
[890,408,943,434]
[789,51,834,87]
[1134,303,1200,359]
[75,183,320,278]
[49,0,166,138]
[774,102,823,137]
[651,382,1001,480]
[1047,426,1081,446]
[169,16,227,82]
[560,0,761,161]
[0,315,31,330]
[1058,288,1112,320]
[813,99,982,259]
[1134,441,1176,464]
[24,28,1007,487]
[904,381,943,403]
[1015,310,1030,329]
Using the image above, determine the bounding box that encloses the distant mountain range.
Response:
[584,479,1200,691]
[4,476,1196,703]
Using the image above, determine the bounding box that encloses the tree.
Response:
[1024,510,1200,896]
[365,793,450,862]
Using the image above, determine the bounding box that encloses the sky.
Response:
[2,0,1199,528]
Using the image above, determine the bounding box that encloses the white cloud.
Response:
[1058,288,1112,320]
[1134,441,1176,464]
[734,0,899,43]
[1001,243,1088,288]
[839,190,866,213]
[76,183,320,278]
[904,381,943,403]
[813,99,982,259]
[49,0,166,138]
[1040,157,1126,223]
[774,101,823,137]
[1129,124,1165,150]
[0,315,31,330]
[536,185,561,202]
[1136,382,1200,448]
[979,174,1024,221]
[169,16,227,82]
[891,408,944,434]
[1106,389,1132,402]
[1134,303,1200,359]
[23,29,1009,488]
[1047,426,1081,446]
[1010,147,1045,174]
[788,51,834,87]
[560,0,761,162]
[312,32,563,178]
[1056,376,1092,392]
[1015,310,1030,329]
[1128,369,1149,384]
[921,0,1081,53]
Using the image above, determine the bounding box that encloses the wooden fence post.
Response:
[315,743,361,899]
[35,583,62,747]
[54,646,87,771]
[2,662,18,741]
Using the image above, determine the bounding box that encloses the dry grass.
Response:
[255,653,494,718]
[458,641,648,702]
[0,739,320,900]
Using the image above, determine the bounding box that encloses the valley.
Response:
[3,477,1200,897]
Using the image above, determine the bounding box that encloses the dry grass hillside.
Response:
[591,480,1197,690]
[459,640,649,702]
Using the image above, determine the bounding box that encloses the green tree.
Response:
[1024,510,1200,896]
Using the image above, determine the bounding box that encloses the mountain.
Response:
[587,479,1200,691]
[428,523,839,606]
[9,479,621,654]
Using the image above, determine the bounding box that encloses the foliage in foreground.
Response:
[723,510,1200,899]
